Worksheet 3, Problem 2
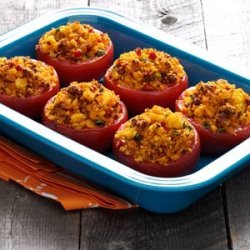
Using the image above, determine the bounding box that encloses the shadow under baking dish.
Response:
[0,7,249,213]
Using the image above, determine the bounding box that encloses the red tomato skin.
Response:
[43,101,128,153]
[175,90,250,155]
[113,123,200,177]
[104,68,188,115]
[0,70,59,119]
[36,36,114,86]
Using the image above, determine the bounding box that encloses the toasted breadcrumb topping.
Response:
[45,80,122,129]
[115,105,195,165]
[37,21,111,62]
[180,79,250,134]
[0,56,58,97]
[108,48,186,91]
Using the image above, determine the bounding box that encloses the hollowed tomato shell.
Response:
[104,68,188,115]
[43,100,128,153]
[36,32,114,86]
[0,69,59,119]
[175,88,250,155]
[113,123,200,177]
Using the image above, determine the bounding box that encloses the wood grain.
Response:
[0,2,87,250]
[0,0,249,249]
[0,180,80,250]
[202,0,250,249]
[90,0,206,48]
[0,0,88,35]
[224,168,250,250]
[80,190,227,250]
[202,0,250,67]
[88,1,228,249]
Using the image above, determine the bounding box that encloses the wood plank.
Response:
[0,0,247,249]
[202,0,250,249]
[0,0,88,35]
[87,1,228,249]
[80,190,227,250]
[0,179,80,250]
[224,168,250,250]
[90,0,206,48]
[0,1,88,249]
[202,0,250,66]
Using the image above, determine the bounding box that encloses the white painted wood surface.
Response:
[0,0,249,249]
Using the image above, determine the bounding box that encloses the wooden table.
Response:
[0,1,249,249]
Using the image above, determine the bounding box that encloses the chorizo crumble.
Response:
[0,56,58,97]
[115,105,195,165]
[108,48,186,91]
[45,80,122,129]
[37,21,111,62]
[180,79,250,134]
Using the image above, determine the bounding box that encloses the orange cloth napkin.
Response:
[0,135,136,210]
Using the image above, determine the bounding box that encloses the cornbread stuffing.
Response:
[180,79,250,134]
[109,48,186,90]
[37,21,111,62]
[45,80,122,129]
[0,56,58,97]
[115,105,195,165]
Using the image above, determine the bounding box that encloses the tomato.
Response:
[175,89,250,155]
[104,68,188,115]
[113,123,200,177]
[0,70,59,119]
[36,32,114,86]
[43,100,128,153]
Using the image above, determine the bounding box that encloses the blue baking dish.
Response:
[0,7,249,213]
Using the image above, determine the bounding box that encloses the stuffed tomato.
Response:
[176,79,250,155]
[36,21,114,86]
[104,48,188,115]
[113,105,200,177]
[0,56,59,119]
[43,80,128,152]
